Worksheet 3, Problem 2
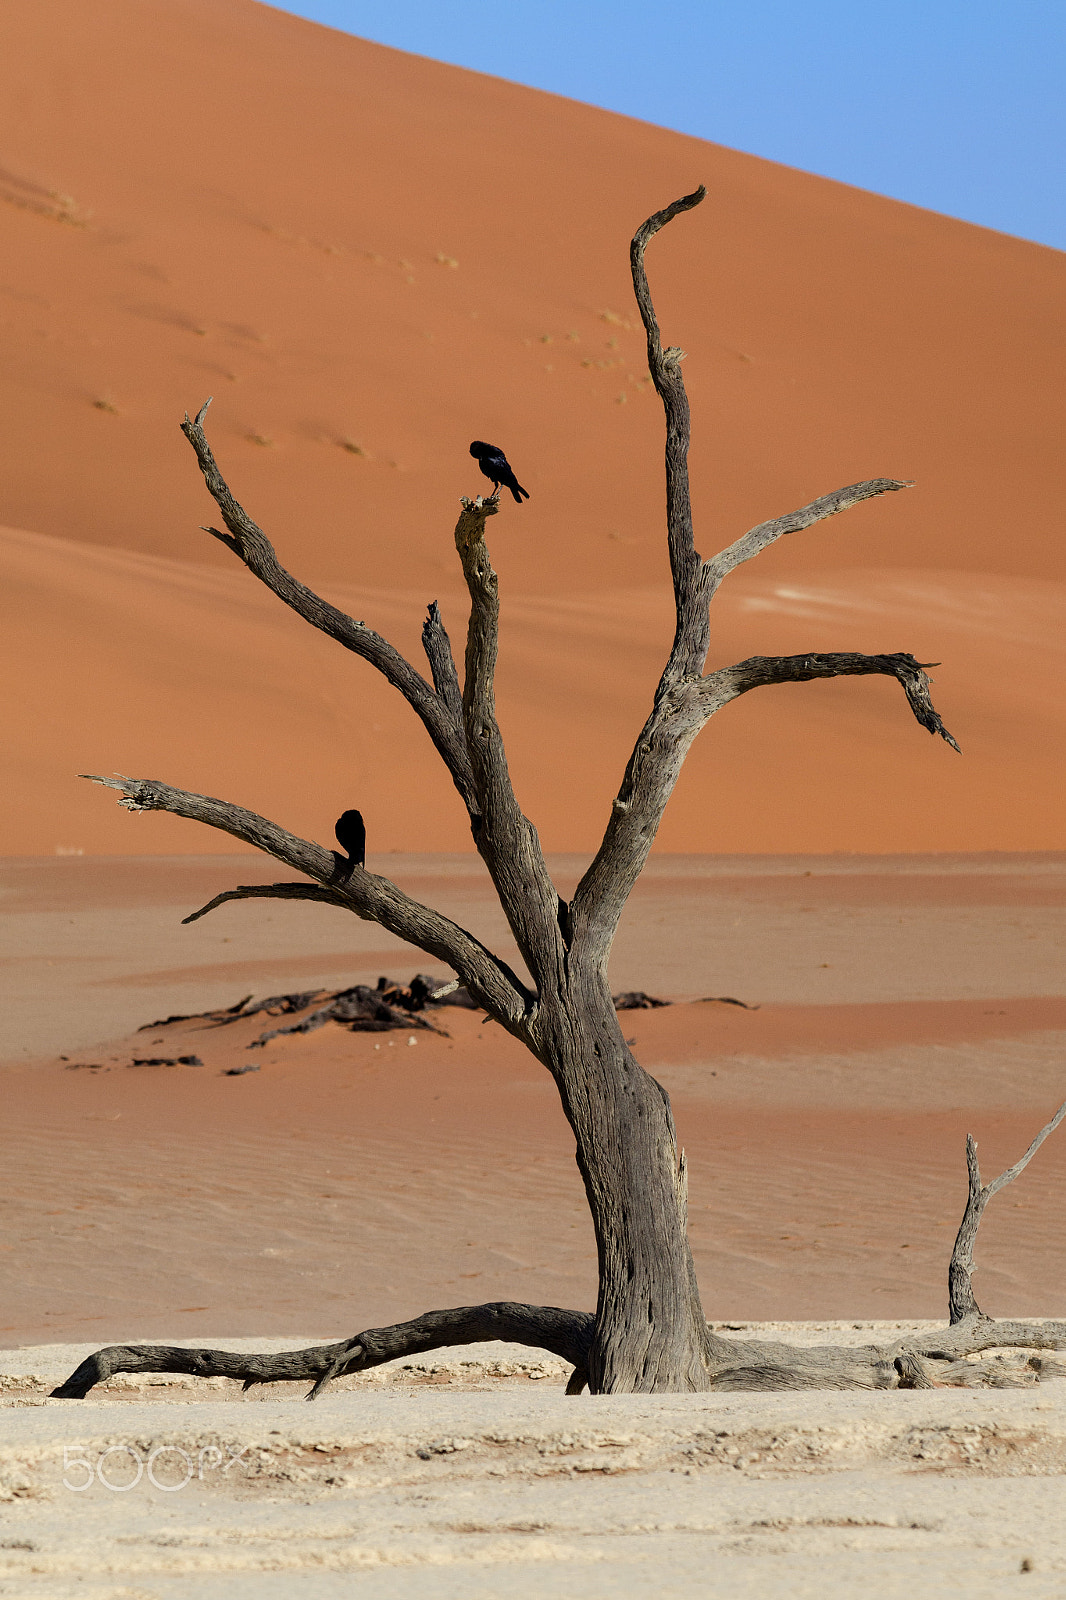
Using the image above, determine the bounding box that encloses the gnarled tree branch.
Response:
[181,401,478,815]
[571,205,953,973]
[706,651,961,751]
[81,773,532,1028]
[51,1302,596,1402]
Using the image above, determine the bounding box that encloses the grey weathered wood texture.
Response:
[51,1304,595,1401]
[57,188,1064,1402]
[948,1099,1066,1323]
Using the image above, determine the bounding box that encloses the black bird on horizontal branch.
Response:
[469,440,529,503]
[332,809,366,883]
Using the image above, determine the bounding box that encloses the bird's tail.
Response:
[510,481,530,503]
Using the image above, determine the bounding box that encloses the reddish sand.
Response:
[0,0,1064,855]
[7,999,1066,1344]
[4,853,1066,1344]
[7,851,1066,1061]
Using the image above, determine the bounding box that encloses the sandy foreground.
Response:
[3,1333,1066,1600]
[3,851,1066,1592]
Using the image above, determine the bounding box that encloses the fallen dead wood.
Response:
[138,993,253,1029]
[129,1054,203,1067]
[247,985,449,1047]
[135,974,474,1042]
[135,976,731,1044]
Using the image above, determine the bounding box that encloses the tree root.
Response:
[51,1303,596,1402]
[50,1306,1066,1402]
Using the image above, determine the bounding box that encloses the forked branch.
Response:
[181,402,477,814]
[574,197,956,969]
[80,773,532,1026]
[948,1098,1066,1322]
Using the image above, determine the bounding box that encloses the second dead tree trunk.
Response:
[55,189,1066,1402]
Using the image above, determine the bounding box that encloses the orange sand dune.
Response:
[3,523,1064,853]
[0,0,1064,855]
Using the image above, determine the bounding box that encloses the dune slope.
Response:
[0,0,1063,852]
[3,524,1063,853]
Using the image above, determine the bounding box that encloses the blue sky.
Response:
[266,1,1065,252]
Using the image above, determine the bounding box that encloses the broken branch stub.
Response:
[135,977,479,1045]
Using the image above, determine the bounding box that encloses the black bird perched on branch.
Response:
[469,441,529,503]
[332,809,366,883]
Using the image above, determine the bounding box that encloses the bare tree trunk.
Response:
[537,978,720,1392]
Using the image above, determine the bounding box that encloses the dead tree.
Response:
[55,188,1065,1400]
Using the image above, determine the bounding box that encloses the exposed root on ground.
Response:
[49,1307,1066,1402]
[51,1304,595,1401]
